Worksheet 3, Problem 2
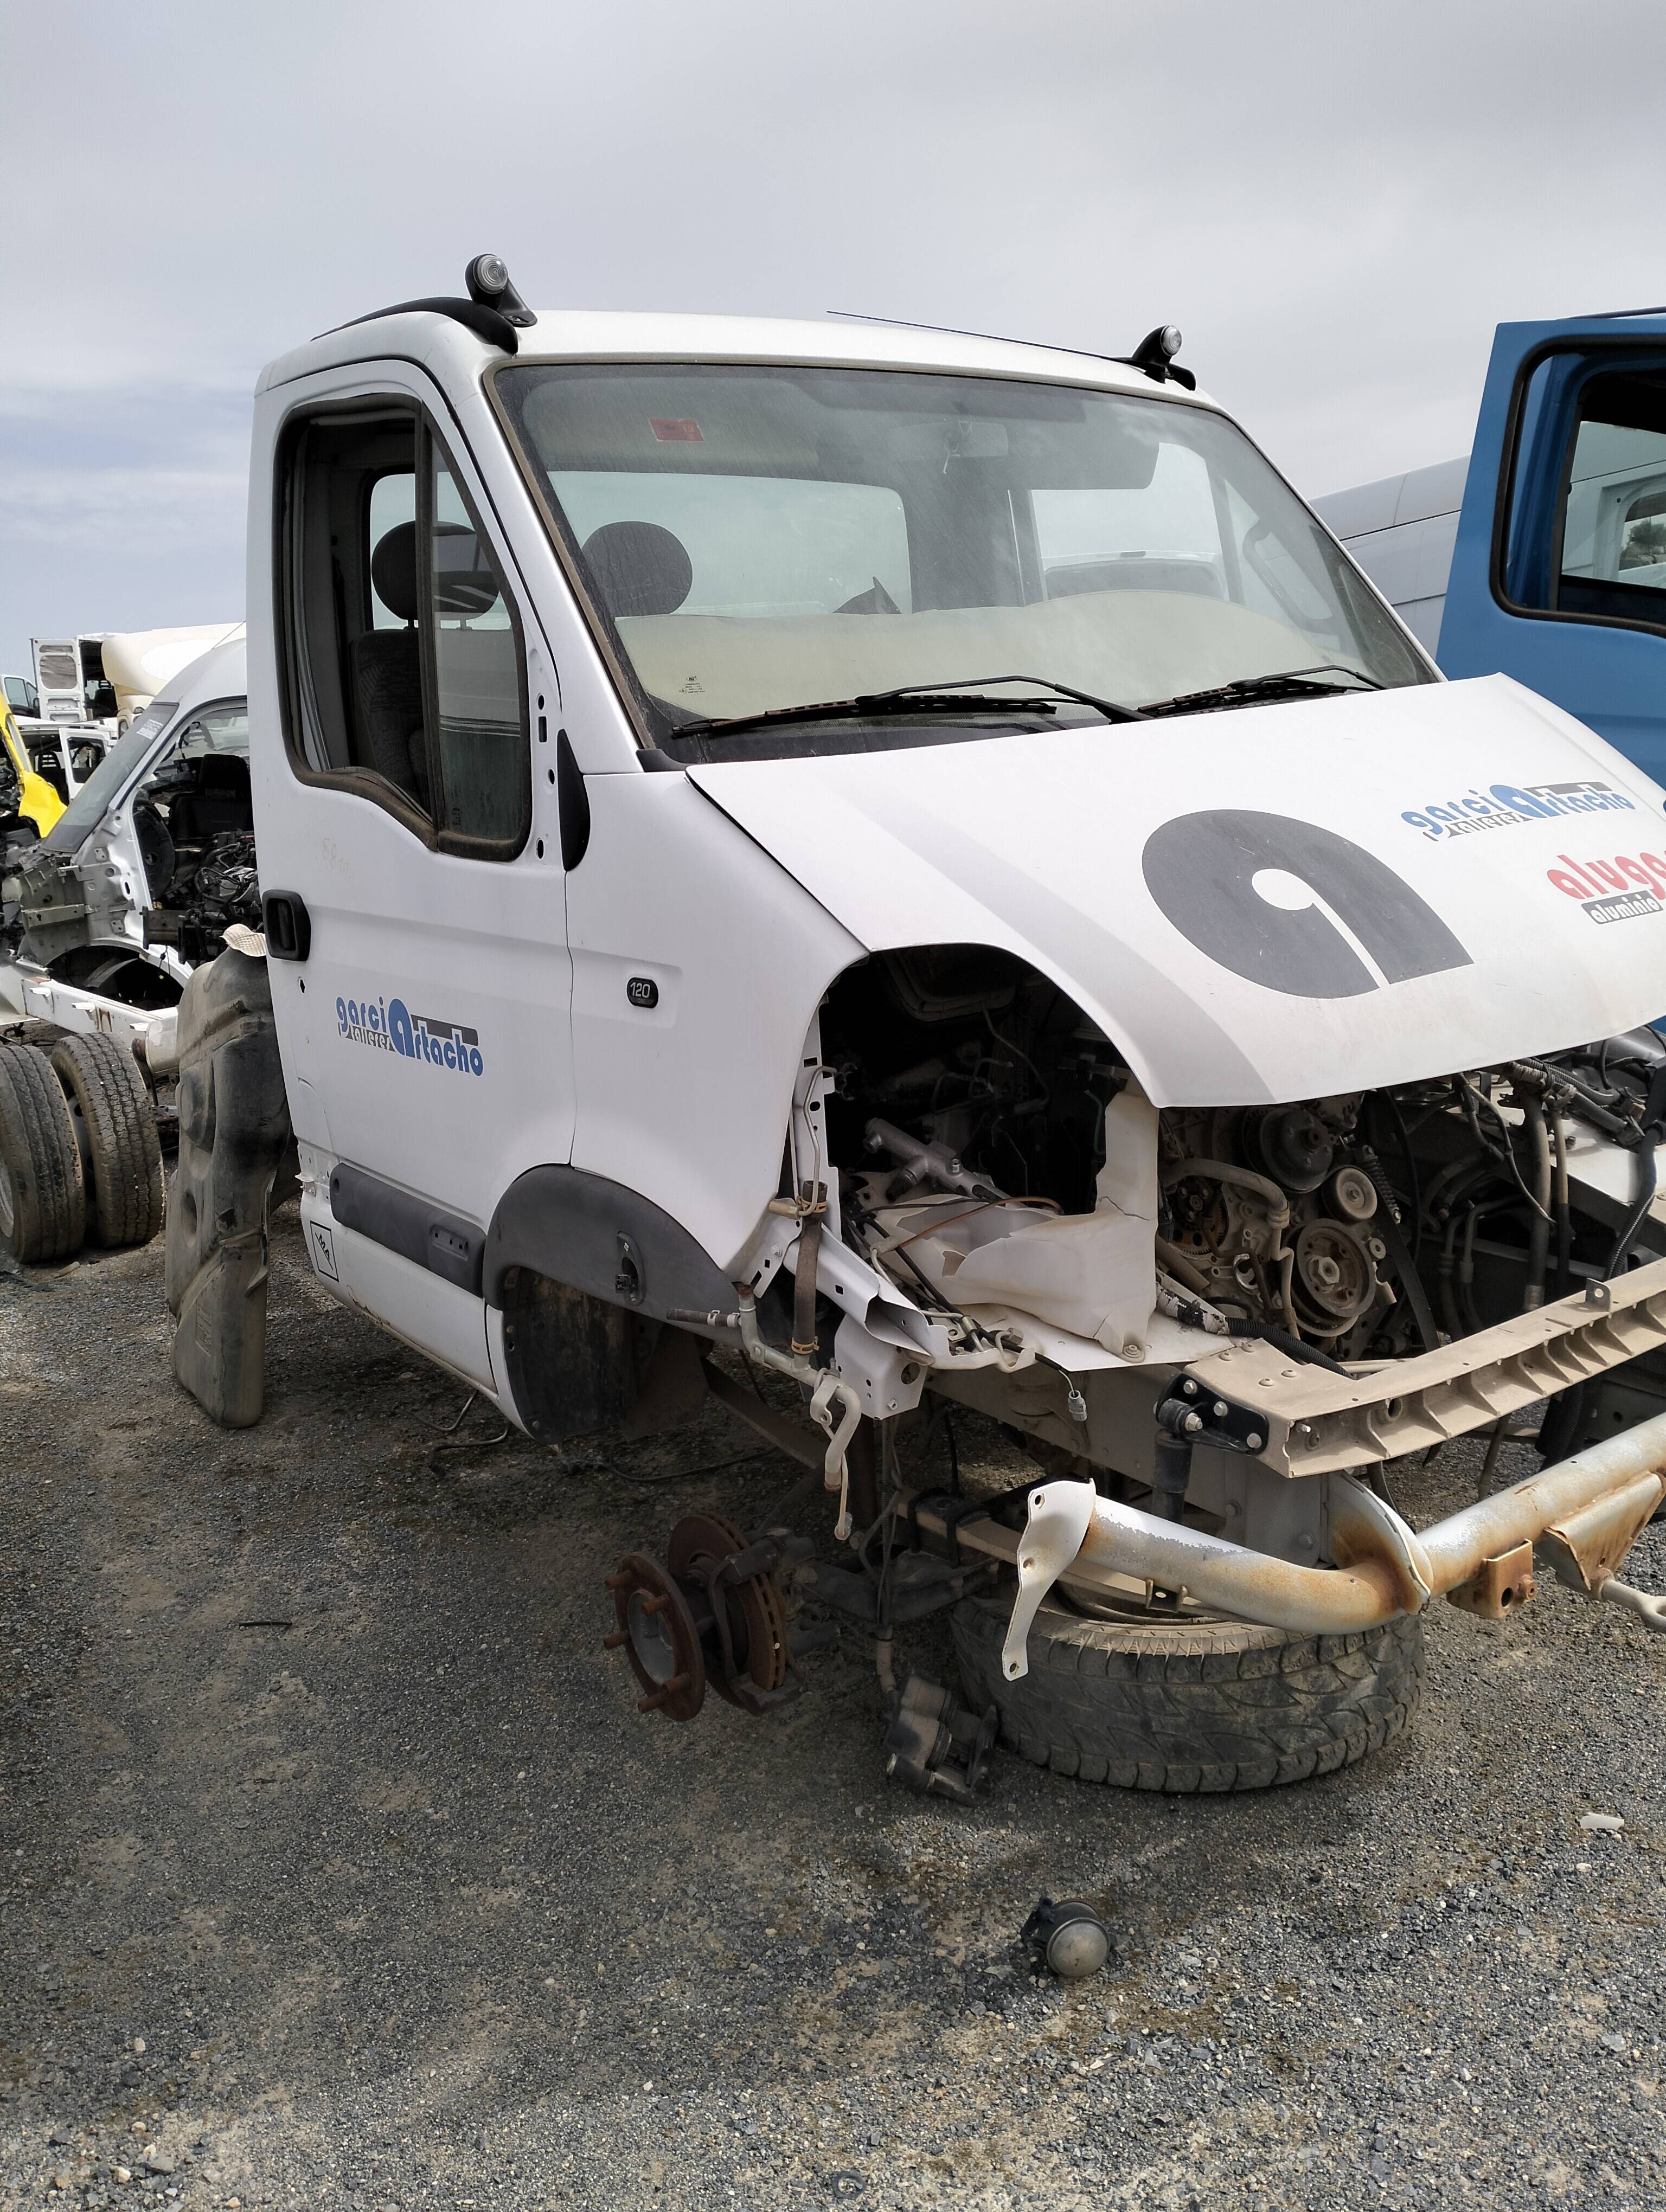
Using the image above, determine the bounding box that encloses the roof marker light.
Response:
[1123,325,1196,390]
[465,253,537,329]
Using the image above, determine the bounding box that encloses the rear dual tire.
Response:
[49,1033,164,1248]
[953,1592,1425,1793]
[0,1041,86,1263]
[0,1034,163,1264]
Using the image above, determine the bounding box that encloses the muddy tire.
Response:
[952,1593,1424,1793]
[0,1041,86,1263]
[49,1033,164,1248]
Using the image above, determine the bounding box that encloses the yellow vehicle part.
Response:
[1,698,63,835]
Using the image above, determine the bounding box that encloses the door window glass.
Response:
[428,448,526,843]
[1561,387,1666,611]
[1502,356,1666,627]
[280,407,529,856]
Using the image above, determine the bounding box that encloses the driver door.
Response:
[262,375,575,1388]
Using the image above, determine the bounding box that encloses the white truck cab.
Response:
[2,632,251,1060]
[169,260,1666,1796]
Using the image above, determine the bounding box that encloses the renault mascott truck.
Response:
[157,258,1666,1799]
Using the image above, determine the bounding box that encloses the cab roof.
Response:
[258,306,1207,408]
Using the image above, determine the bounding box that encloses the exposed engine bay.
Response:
[3,711,257,1009]
[815,946,1666,1410]
[139,825,261,973]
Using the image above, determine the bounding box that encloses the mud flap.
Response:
[165,949,294,1427]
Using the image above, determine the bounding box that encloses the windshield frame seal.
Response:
[484,355,1434,757]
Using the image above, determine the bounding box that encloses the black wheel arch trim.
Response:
[483,1163,734,1317]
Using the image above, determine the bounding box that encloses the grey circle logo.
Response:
[1142,808,1473,999]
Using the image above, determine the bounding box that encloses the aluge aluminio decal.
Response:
[336,989,484,1075]
[1142,809,1472,1000]
[1547,850,1666,927]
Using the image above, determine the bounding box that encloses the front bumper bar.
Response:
[1175,1254,1666,1478]
[902,1407,1666,1676]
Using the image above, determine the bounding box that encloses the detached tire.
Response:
[953,1593,1425,1793]
[49,1032,164,1248]
[0,1041,86,1263]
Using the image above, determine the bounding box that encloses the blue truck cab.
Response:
[1313,309,1666,783]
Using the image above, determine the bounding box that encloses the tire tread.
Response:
[0,1041,86,1262]
[952,1594,1424,1795]
[49,1033,163,1248]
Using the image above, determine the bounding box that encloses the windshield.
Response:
[41,698,179,852]
[497,362,1430,757]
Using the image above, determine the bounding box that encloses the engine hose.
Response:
[1552,1105,1573,1300]
[1158,1157,1291,1229]
[1438,1213,1462,1342]
[792,1211,823,1356]
[1226,1318,1352,1376]
[1521,1096,1552,1311]
[1458,1207,1483,1337]
[1155,1236,1212,1295]
[1606,1142,1658,1279]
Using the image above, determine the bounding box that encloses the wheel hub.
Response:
[604,1510,792,1721]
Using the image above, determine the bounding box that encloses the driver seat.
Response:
[349,523,429,803]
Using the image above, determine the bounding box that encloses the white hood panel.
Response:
[690,676,1666,1107]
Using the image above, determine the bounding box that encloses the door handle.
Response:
[262,890,311,962]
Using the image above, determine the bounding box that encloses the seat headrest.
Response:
[194,752,249,789]
[581,520,694,619]
[371,519,501,623]
[371,522,420,624]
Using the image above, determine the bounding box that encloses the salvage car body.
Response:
[1,632,252,1063]
[1,695,64,837]
[229,294,1666,1671]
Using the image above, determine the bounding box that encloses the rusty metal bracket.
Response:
[1446,1540,1537,1619]
[1537,1471,1665,1594]
[1167,1373,1272,1454]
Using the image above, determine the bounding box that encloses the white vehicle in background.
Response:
[1,632,252,1065]
[101,624,243,734]
[31,634,118,730]
[29,624,240,738]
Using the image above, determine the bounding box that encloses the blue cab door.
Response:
[1439,312,1666,786]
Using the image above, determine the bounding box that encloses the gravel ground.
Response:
[2,1213,1664,2212]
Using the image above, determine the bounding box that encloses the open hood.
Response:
[689,674,1666,1107]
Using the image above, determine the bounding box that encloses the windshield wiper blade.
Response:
[668,671,1145,741]
[1139,663,1385,718]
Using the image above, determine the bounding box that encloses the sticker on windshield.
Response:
[650,419,702,442]
[1143,809,1473,999]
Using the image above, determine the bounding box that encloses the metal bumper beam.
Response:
[1175,1253,1666,1478]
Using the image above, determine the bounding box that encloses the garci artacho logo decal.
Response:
[336,989,485,1075]
[1400,777,1636,843]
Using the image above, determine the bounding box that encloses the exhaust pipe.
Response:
[999,1407,1666,1677]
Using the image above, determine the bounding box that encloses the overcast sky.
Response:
[4,0,1663,676]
